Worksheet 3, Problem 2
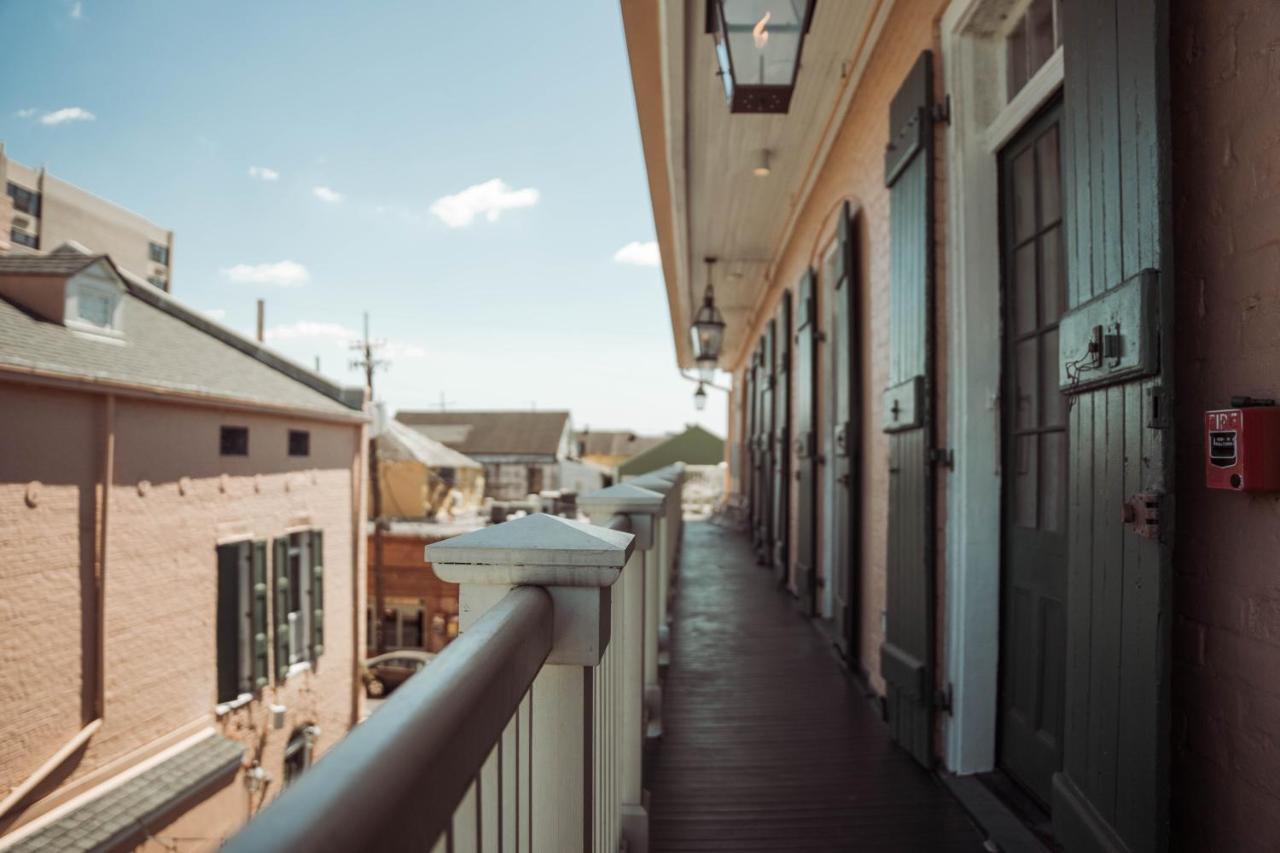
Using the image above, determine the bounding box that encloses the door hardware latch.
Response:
[1121,491,1163,540]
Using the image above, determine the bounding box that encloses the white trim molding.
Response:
[940,0,1064,775]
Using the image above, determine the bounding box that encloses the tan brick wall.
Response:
[0,381,364,841]
[1171,1,1280,848]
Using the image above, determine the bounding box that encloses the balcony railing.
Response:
[225,464,685,853]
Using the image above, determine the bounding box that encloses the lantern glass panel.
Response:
[716,1,808,91]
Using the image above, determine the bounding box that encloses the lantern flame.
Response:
[752,11,771,48]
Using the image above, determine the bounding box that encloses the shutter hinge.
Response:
[932,95,951,125]
[930,447,955,469]
[934,683,953,714]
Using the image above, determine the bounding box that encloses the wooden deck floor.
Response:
[647,521,986,852]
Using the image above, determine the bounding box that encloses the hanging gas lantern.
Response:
[691,257,726,381]
[693,382,709,411]
[709,1,817,113]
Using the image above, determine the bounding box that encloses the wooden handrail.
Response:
[224,585,553,853]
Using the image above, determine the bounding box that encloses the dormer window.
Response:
[65,269,125,340]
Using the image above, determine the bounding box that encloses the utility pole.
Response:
[351,313,388,654]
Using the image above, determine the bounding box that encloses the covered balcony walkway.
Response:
[649,521,985,852]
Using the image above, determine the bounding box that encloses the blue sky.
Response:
[0,0,727,437]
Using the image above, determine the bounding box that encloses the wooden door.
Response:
[832,202,863,661]
[772,292,793,583]
[793,270,819,612]
[744,354,757,532]
[1053,1,1172,850]
[880,51,937,767]
[758,321,776,565]
[999,102,1067,806]
[750,343,766,555]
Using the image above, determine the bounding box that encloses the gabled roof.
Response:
[377,418,483,469]
[574,429,668,459]
[0,248,365,418]
[617,424,725,476]
[396,410,571,457]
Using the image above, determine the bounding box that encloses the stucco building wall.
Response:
[1170,1,1280,848]
[0,381,365,843]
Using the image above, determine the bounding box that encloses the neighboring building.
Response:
[396,409,590,500]
[0,248,367,849]
[375,417,485,520]
[574,429,666,476]
[625,0,1280,848]
[0,144,175,292]
[366,522,475,655]
[616,424,725,478]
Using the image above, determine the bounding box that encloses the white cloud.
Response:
[221,260,310,287]
[39,107,95,126]
[70,1,82,18]
[15,108,36,119]
[201,308,227,321]
[312,186,344,204]
[248,166,280,182]
[613,240,661,267]
[386,341,428,360]
[429,178,539,228]
[265,321,357,343]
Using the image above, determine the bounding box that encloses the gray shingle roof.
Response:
[0,253,100,276]
[396,410,571,457]
[0,255,362,418]
[7,733,243,852]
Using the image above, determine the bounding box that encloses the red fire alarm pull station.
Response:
[1205,397,1280,491]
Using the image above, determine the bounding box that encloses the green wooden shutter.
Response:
[310,529,325,661]
[273,537,291,683]
[880,51,937,768]
[251,541,270,690]
[215,543,242,703]
[1052,1,1173,850]
[793,268,819,612]
[771,291,792,583]
[833,202,863,662]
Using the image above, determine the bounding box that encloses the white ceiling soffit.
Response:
[665,0,890,369]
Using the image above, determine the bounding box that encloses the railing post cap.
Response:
[628,473,675,493]
[579,482,665,516]
[426,512,635,587]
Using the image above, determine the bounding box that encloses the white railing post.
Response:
[631,469,680,672]
[580,483,664,853]
[428,513,634,853]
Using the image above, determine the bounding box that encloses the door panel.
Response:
[793,270,818,611]
[772,293,793,583]
[880,51,937,768]
[999,102,1068,807]
[832,202,863,662]
[1053,0,1172,850]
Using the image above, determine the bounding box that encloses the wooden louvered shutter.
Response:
[758,325,775,564]
[310,530,325,661]
[792,269,818,612]
[251,540,270,690]
[1051,1,1173,850]
[771,292,792,582]
[880,51,937,767]
[832,202,863,661]
[215,543,243,703]
[274,536,291,683]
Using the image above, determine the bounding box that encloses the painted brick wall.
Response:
[0,382,364,842]
[1171,1,1280,849]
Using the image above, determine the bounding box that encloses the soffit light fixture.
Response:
[708,0,817,114]
[691,257,725,381]
[753,149,771,177]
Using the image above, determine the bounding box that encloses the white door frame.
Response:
[940,0,1064,774]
